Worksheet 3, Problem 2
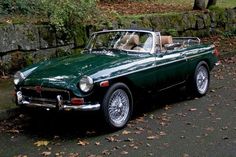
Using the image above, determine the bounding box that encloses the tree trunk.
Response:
[207,0,217,8]
[193,0,206,10]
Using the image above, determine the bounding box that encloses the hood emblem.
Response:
[35,86,42,93]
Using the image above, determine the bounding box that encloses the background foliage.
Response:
[0,0,98,37]
[0,0,43,15]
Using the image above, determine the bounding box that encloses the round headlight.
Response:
[14,71,25,85]
[79,76,93,92]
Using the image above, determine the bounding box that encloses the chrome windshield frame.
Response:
[87,29,160,54]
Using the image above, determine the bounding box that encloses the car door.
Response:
[154,50,188,91]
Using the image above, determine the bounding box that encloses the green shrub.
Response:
[41,0,98,38]
[0,0,43,15]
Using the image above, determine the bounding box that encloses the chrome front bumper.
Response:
[16,91,100,111]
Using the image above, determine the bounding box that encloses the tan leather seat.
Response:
[119,35,140,50]
[161,36,173,46]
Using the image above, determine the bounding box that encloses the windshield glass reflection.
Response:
[86,31,153,53]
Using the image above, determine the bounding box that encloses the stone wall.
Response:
[0,24,76,75]
[113,8,236,37]
[0,8,235,75]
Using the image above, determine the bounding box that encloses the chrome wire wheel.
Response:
[196,66,209,95]
[108,89,130,127]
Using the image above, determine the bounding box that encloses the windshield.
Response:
[86,31,153,53]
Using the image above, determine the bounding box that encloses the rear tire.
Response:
[102,82,133,129]
[187,61,210,97]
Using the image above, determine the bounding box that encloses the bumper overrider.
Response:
[16,91,100,111]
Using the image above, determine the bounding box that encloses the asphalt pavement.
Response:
[0,57,235,157]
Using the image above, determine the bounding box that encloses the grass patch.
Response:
[151,0,235,8]
[216,0,236,8]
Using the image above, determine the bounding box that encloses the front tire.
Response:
[188,61,210,96]
[102,83,133,129]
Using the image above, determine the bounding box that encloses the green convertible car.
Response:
[14,29,219,129]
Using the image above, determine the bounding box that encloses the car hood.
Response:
[22,50,153,92]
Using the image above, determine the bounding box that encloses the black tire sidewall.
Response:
[102,82,133,129]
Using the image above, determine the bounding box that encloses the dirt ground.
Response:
[98,1,192,15]
[202,36,236,56]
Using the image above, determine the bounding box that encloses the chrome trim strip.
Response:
[21,101,56,108]
[94,50,213,83]
[20,100,100,111]
[63,104,100,111]
[158,81,186,92]
[22,86,70,93]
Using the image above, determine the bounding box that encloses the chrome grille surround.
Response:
[20,86,71,107]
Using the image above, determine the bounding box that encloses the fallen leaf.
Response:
[102,150,110,155]
[147,135,159,140]
[136,127,144,131]
[15,155,27,157]
[86,130,96,135]
[189,108,197,111]
[136,117,146,123]
[221,126,228,130]
[180,135,185,139]
[77,140,89,146]
[164,105,171,110]
[87,155,98,157]
[149,114,155,119]
[210,89,216,93]
[68,153,80,157]
[124,138,134,142]
[34,140,49,147]
[159,131,167,136]
[6,129,20,134]
[120,151,128,155]
[54,135,60,139]
[160,122,166,126]
[95,141,101,145]
[106,136,115,142]
[41,151,51,156]
[122,130,131,135]
[208,108,213,112]
[134,131,142,134]
[55,152,65,156]
[183,153,190,157]
[206,127,214,132]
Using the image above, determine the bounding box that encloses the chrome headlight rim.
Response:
[79,76,94,93]
[14,71,25,85]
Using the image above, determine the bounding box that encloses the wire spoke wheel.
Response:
[108,89,129,127]
[102,82,133,129]
[196,66,209,94]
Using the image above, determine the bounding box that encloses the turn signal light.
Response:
[71,97,84,105]
[100,80,109,87]
[213,48,220,57]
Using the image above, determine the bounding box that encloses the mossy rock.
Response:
[182,13,197,30]
[9,51,27,72]
[55,30,74,47]
[38,25,57,49]
[15,24,40,51]
[225,9,236,24]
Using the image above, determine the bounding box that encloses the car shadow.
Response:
[14,87,193,140]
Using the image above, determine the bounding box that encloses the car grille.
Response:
[21,86,71,105]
